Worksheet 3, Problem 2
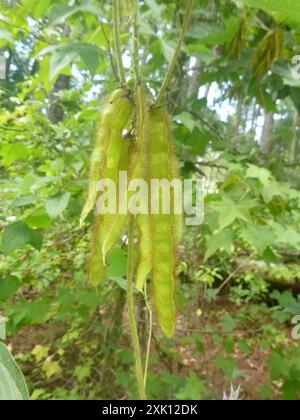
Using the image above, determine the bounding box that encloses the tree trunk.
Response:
[250,103,260,135]
[289,111,299,163]
[48,24,70,123]
[48,74,70,123]
[260,111,274,155]
[233,95,243,147]
[187,57,202,99]
[242,104,249,133]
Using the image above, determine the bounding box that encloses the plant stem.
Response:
[113,0,126,85]
[156,0,195,104]
[133,0,141,83]
[143,281,152,388]
[127,216,146,399]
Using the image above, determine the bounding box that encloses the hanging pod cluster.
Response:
[80,88,133,286]
[253,28,283,80]
[81,84,182,337]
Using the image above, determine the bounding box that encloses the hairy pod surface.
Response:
[132,97,182,337]
[84,89,133,286]
[132,85,153,293]
[83,86,182,335]
[80,89,132,225]
[147,106,183,338]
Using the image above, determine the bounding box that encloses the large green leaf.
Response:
[240,225,275,255]
[0,364,22,400]
[0,276,20,302]
[49,43,104,80]
[45,191,71,219]
[107,248,128,278]
[0,28,13,43]
[241,0,300,24]
[0,142,32,166]
[0,343,29,400]
[48,3,102,25]
[204,229,234,261]
[26,208,52,229]
[210,197,253,231]
[10,195,40,209]
[2,222,42,255]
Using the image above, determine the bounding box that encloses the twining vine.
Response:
[81,0,195,399]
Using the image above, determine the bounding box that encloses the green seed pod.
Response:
[100,84,152,275]
[100,136,130,264]
[147,106,183,338]
[89,217,106,287]
[84,89,133,286]
[131,97,182,337]
[80,89,132,225]
[132,85,153,293]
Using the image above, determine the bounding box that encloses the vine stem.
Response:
[143,281,152,388]
[155,0,195,104]
[133,0,141,83]
[113,0,126,85]
[127,216,146,400]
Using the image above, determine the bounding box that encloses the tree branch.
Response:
[156,0,195,104]
[112,0,126,85]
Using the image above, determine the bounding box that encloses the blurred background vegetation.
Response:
[1,0,300,400]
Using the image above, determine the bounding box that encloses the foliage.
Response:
[0,342,29,400]
[0,0,300,400]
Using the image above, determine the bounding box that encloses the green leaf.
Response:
[26,208,52,229]
[12,301,51,327]
[188,22,222,42]
[0,28,13,43]
[246,164,272,186]
[216,355,240,378]
[273,61,300,87]
[49,47,77,81]
[0,364,22,400]
[219,315,237,333]
[240,225,275,255]
[145,0,165,18]
[268,351,290,380]
[75,290,99,310]
[274,224,300,248]
[0,316,5,340]
[175,373,208,400]
[107,248,128,278]
[241,0,300,25]
[48,3,101,25]
[261,180,281,204]
[204,229,234,261]
[0,343,29,400]
[0,143,32,166]
[2,222,42,255]
[159,39,175,63]
[186,43,215,64]
[10,195,40,209]
[29,230,43,251]
[290,87,300,113]
[110,277,127,290]
[211,197,251,230]
[174,112,196,132]
[0,276,20,302]
[48,43,104,80]
[45,191,71,219]
[140,21,156,36]
[175,125,213,156]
